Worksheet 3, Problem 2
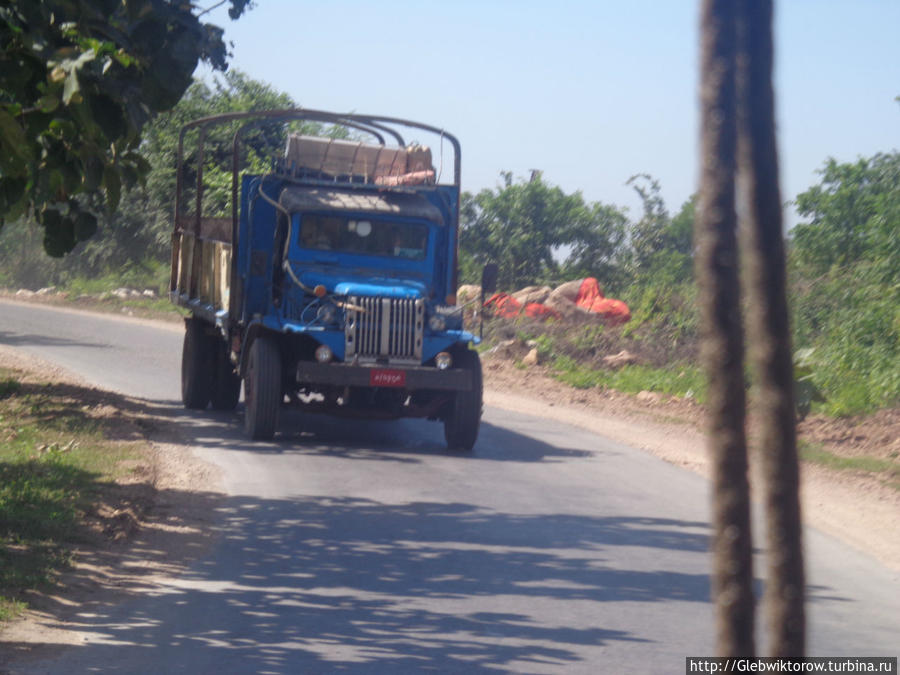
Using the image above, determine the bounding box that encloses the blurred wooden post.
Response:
[697,0,756,656]
[697,0,805,657]
[736,0,806,656]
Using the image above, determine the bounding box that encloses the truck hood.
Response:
[298,270,427,299]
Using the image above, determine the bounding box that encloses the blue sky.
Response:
[197,0,899,224]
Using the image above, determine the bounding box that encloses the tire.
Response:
[243,336,282,440]
[182,318,213,409]
[211,338,241,411]
[443,348,483,451]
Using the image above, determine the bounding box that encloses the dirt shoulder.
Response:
[483,357,900,573]
[0,345,222,660]
[0,288,184,326]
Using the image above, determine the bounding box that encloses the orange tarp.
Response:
[575,278,631,325]
[485,278,630,325]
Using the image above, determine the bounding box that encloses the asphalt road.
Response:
[1,299,897,674]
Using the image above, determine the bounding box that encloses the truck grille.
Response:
[345,296,424,364]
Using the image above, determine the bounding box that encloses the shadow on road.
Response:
[0,330,106,350]
[1,379,868,673]
[2,487,720,673]
[171,405,602,465]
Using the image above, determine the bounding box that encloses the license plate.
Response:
[370,369,406,388]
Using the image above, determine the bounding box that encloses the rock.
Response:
[636,390,662,404]
[457,284,481,305]
[142,289,157,298]
[542,290,581,319]
[36,286,57,295]
[511,285,551,305]
[602,350,637,369]
[542,279,595,319]
[485,338,527,360]
[521,348,540,367]
[15,289,35,297]
[550,279,584,302]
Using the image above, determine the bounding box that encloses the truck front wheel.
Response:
[443,348,483,451]
[243,336,281,440]
[182,318,213,409]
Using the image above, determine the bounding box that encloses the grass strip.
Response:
[799,440,900,480]
[0,367,146,622]
[548,354,707,402]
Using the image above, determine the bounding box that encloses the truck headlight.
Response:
[428,315,446,331]
[431,305,463,330]
[315,345,333,363]
[435,352,452,370]
[317,303,337,324]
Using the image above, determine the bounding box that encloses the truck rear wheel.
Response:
[443,348,482,451]
[182,318,213,409]
[211,339,241,411]
[244,336,281,440]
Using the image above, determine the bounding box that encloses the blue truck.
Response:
[169,110,494,449]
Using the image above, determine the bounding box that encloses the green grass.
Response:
[62,262,170,297]
[85,294,186,321]
[550,354,707,401]
[0,368,144,622]
[799,440,900,491]
[798,440,900,478]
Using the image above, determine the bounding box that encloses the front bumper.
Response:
[296,362,472,391]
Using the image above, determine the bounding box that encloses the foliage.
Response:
[459,172,628,290]
[483,315,703,401]
[792,348,825,421]
[0,0,253,256]
[617,182,697,347]
[0,71,300,291]
[789,152,900,415]
[469,150,898,418]
[792,153,899,279]
[549,355,706,401]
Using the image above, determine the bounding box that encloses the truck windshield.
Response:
[299,214,428,261]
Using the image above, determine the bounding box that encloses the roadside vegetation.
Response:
[0,70,896,419]
[462,154,898,419]
[0,366,153,622]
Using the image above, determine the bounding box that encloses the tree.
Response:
[626,176,695,283]
[0,71,362,291]
[562,201,628,290]
[459,172,628,290]
[0,0,254,256]
[788,152,900,414]
[0,71,308,287]
[792,153,900,280]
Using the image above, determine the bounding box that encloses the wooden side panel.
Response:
[172,230,232,313]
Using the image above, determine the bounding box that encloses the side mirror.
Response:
[481,263,499,296]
